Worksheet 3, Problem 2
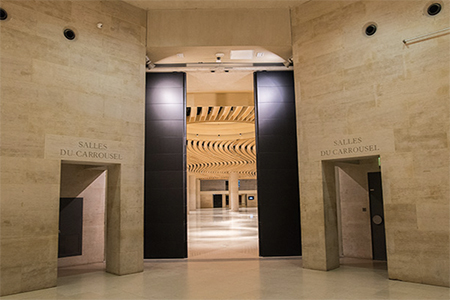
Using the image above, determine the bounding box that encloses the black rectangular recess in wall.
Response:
[144,72,187,259]
[254,71,302,257]
[59,197,83,258]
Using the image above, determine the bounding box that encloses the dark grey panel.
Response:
[257,118,296,136]
[146,73,185,88]
[145,154,184,171]
[368,172,387,261]
[254,71,294,87]
[254,71,301,257]
[257,135,298,153]
[145,137,184,154]
[257,153,298,170]
[144,72,187,259]
[255,86,295,103]
[145,121,185,137]
[145,103,185,120]
[257,169,299,189]
[257,102,296,120]
[58,198,83,258]
[146,87,185,104]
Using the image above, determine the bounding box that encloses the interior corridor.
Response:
[188,208,259,260]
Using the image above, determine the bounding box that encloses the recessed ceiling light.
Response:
[230,50,254,60]
[177,53,184,58]
[256,52,264,57]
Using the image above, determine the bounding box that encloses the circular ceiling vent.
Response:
[364,23,378,37]
[0,8,8,21]
[63,28,76,40]
[427,3,442,16]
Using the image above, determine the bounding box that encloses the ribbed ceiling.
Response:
[187,105,256,179]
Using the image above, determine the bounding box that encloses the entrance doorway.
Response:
[145,71,301,259]
[333,157,387,264]
[58,162,118,276]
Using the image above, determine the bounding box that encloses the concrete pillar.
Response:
[229,172,239,212]
[189,174,197,211]
[222,194,227,208]
[196,179,201,209]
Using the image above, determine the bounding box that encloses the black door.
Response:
[368,172,387,261]
[213,194,222,208]
[59,197,83,258]
[144,72,187,259]
[254,71,301,256]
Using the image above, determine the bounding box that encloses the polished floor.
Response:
[188,208,259,260]
[3,208,449,299]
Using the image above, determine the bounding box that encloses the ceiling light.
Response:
[256,52,264,57]
[216,52,224,63]
[177,53,184,58]
[230,50,254,60]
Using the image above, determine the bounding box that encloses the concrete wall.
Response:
[0,0,146,295]
[336,159,380,259]
[201,180,227,191]
[58,164,106,267]
[292,0,449,286]
[199,191,258,208]
[239,179,257,191]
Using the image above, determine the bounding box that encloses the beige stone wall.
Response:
[58,164,106,268]
[0,0,146,295]
[200,193,215,208]
[146,8,292,61]
[292,0,449,286]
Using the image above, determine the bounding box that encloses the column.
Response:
[229,172,239,212]
[189,174,197,211]
[186,174,190,214]
[196,179,201,209]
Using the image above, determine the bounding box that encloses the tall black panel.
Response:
[254,71,301,256]
[144,73,187,259]
[368,172,387,261]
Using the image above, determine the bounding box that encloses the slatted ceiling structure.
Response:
[186,105,256,179]
[187,106,255,123]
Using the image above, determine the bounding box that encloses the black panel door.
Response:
[254,71,302,256]
[144,72,187,259]
[213,194,222,208]
[59,197,83,258]
[368,172,387,261]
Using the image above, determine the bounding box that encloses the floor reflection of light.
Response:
[188,207,259,259]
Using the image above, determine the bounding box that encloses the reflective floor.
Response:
[4,208,449,299]
[188,208,259,260]
[4,259,450,299]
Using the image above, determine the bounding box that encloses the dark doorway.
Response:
[368,172,387,261]
[213,194,222,208]
[59,197,83,258]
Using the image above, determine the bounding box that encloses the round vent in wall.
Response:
[364,23,378,37]
[0,8,8,20]
[427,3,442,16]
[63,28,76,40]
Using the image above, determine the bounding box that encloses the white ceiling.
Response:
[187,71,253,93]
